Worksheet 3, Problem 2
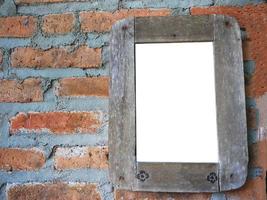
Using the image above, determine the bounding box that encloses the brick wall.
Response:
[0,0,266,199]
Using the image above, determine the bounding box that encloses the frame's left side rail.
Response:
[109,18,137,189]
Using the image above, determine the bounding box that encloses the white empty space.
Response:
[136,42,218,163]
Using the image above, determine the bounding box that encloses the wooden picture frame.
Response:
[109,15,248,192]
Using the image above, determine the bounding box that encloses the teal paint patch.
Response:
[0,169,108,185]
[215,0,265,6]
[7,67,109,79]
[246,97,257,108]
[0,48,11,78]
[17,1,119,15]
[121,0,213,9]
[211,193,226,200]
[244,60,255,85]
[31,33,78,50]
[248,129,259,145]
[0,99,108,114]
[0,184,6,200]
[99,182,114,200]
[171,8,190,16]
[244,60,255,79]
[87,33,110,48]
[4,129,108,148]
[0,38,31,48]
[248,167,263,179]
[0,0,16,16]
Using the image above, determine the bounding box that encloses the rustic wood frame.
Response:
[109,15,248,192]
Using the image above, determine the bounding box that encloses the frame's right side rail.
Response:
[214,15,248,191]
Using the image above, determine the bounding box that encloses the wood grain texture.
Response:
[214,15,248,191]
[109,18,136,189]
[136,163,218,192]
[135,15,214,43]
[109,15,248,193]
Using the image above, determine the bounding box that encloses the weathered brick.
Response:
[42,13,75,34]
[11,46,101,69]
[242,40,253,61]
[10,111,103,135]
[7,183,101,200]
[57,77,109,97]
[247,107,258,129]
[191,4,267,97]
[0,79,43,103]
[115,190,211,200]
[0,148,45,171]
[80,9,171,32]
[225,178,266,200]
[0,16,37,38]
[249,140,267,168]
[54,146,108,170]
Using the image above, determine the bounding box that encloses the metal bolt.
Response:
[207,172,218,184]
[136,170,149,182]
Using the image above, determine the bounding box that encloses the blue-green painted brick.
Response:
[244,60,256,78]
[248,167,263,179]
[246,97,257,108]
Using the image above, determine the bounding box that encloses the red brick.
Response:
[80,9,171,32]
[247,107,258,129]
[54,146,108,170]
[191,4,267,97]
[225,178,266,200]
[57,77,109,97]
[0,79,43,103]
[42,13,75,34]
[115,190,211,200]
[7,183,101,200]
[249,140,267,169]
[242,40,253,61]
[10,111,103,135]
[11,46,101,69]
[0,148,45,171]
[0,16,37,38]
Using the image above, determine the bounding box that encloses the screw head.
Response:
[136,170,149,182]
[207,172,218,184]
